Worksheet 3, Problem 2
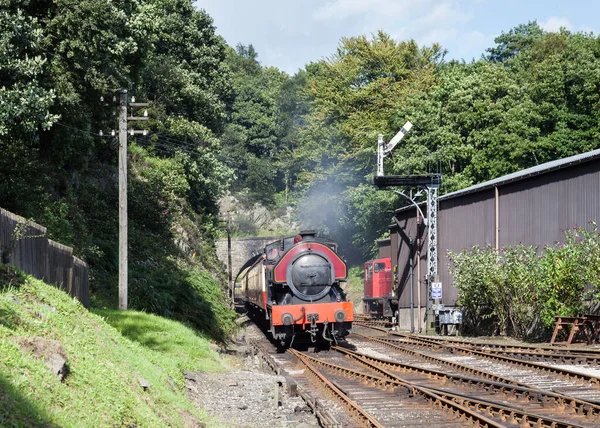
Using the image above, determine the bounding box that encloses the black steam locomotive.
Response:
[237,231,354,346]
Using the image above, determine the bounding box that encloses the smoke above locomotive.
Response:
[237,230,354,346]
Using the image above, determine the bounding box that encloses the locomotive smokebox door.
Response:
[287,252,334,301]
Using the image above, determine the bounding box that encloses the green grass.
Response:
[0,272,227,427]
[345,265,365,313]
[94,308,223,374]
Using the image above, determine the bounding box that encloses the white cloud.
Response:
[450,30,494,61]
[417,2,470,28]
[540,16,572,32]
[313,0,418,21]
[381,1,473,49]
[419,27,459,46]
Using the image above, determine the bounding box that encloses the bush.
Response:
[129,258,235,342]
[448,245,504,335]
[449,222,600,339]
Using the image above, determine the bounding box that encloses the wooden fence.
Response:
[0,208,90,308]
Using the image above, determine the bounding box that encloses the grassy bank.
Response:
[344,265,365,313]
[0,269,226,427]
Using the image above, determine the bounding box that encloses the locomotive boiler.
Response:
[237,231,353,346]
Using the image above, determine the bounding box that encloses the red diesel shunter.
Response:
[363,257,397,317]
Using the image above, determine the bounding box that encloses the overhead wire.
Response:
[51,122,207,155]
[135,136,198,156]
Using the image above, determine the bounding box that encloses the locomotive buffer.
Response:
[373,122,442,334]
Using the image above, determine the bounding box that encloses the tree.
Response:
[0,1,58,216]
[220,44,289,204]
[486,21,545,62]
[289,32,442,256]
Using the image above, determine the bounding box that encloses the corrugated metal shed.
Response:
[377,238,392,259]
[390,147,600,314]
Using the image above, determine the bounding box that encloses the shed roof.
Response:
[394,147,600,214]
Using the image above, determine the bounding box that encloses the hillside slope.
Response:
[0,267,226,427]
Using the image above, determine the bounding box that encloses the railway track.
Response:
[250,335,600,426]
[291,347,503,427]
[354,322,600,366]
[243,317,600,426]
[353,323,600,402]
[388,331,600,365]
[250,340,349,427]
[335,343,600,426]
[354,319,600,359]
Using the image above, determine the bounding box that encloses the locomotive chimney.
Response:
[299,230,317,241]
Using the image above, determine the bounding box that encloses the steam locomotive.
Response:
[237,231,353,346]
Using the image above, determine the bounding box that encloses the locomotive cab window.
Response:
[374,262,386,273]
[366,263,373,279]
[266,244,280,261]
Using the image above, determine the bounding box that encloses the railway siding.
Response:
[242,318,600,426]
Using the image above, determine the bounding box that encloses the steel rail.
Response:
[333,346,589,428]
[354,321,600,357]
[408,333,600,356]
[353,332,534,388]
[355,320,395,328]
[250,341,340,427]
[391,332,600,363]
[356,323,600,379]
[385,332,600,386]
[423,385,587,428]
[378,336,600,365]
[292,348,504,427]
[288,349,383,428]
[333,345,600,422]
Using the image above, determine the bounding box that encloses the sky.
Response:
[195,0,598,75]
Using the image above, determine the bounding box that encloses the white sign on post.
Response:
[385,122,413,154]
[431,282,442,299]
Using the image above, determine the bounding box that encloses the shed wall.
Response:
[377,239,392,259]
[499,163,600,248]
[391,159,600,313]
[437,190,496,305]
[392,209,426,308]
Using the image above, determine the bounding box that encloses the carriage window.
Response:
[374,262,386,273]
[366,264,373,279]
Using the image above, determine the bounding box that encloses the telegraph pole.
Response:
[118,89,128,310]
[98,89,148,311]
[227,210,233,307]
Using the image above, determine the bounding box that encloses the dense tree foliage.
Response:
[0,0,235,337]
[220,44,294,204]
[267,33,445,261]
[282,23,600,259]
[3,1,600,335]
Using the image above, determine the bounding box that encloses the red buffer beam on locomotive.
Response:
[237,230,354,346]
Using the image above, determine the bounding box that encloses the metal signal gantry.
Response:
[373,123,442,333]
